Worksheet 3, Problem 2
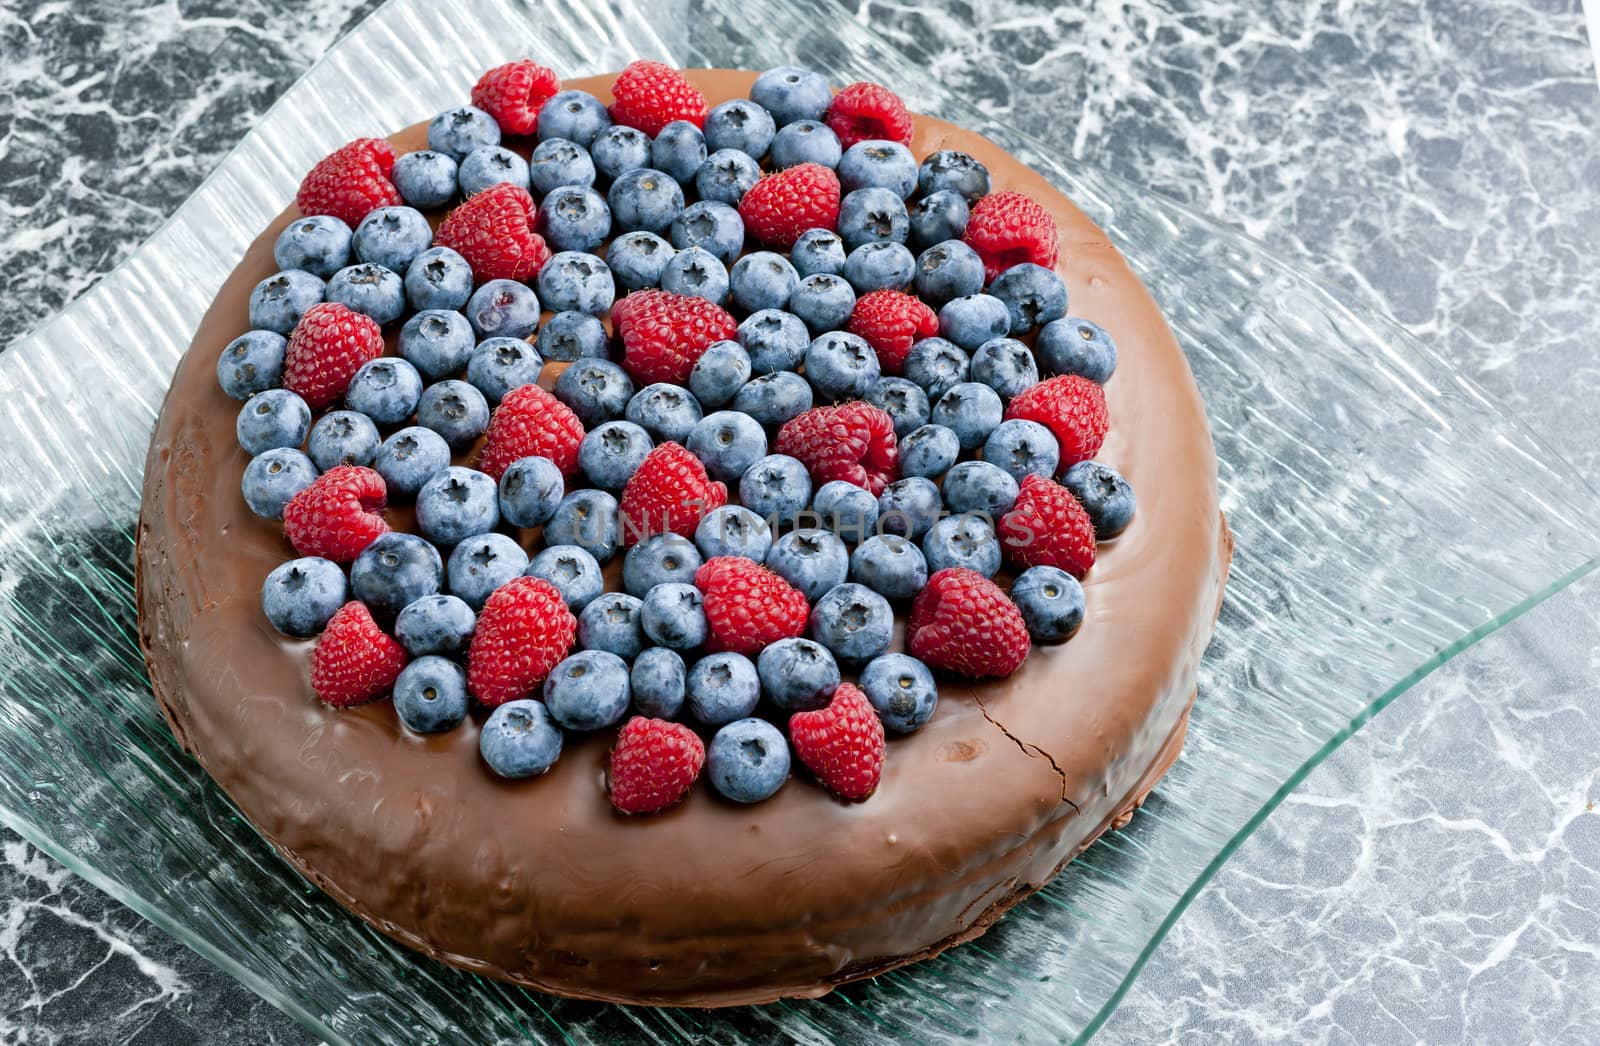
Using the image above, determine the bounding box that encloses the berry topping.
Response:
[619,441,728,542]
[788,682,885,801]
[282,465,389,562]
[694,556,810,656]
[471,60,561,136]
[1004,373,1109,466]
[295,138,401,228]
[906,567,1031,678]
[846,289,938,374]
[962,190,1060,282]
[280,301,384,410]
[775,402,899,495]
[997,473,1097,577]
[467,576,578,707]
[738,163,841,249]
[612,288,739,386]
[608,59,709,136]
[434,183,551,284]
[609,716,707,814]
[477,382,586,480]
[309,601,407,707]
[825,82,914,148]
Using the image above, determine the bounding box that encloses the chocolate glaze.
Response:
[136,70,1231,1007]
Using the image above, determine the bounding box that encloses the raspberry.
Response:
[467,576,577,706]
[608,59,709,136]
[737,163,841,249]
[775,402,898,495]
[694,556,810,656]
[619,441,727,542]
[846,290,938,374]
[907,568,1031,678]
[608,716,706,815]
[295,138,401,228]
[998,473,1097,577]
[788,682,885,801]
[434,183,551,284]
[477,382,586,480]
[281,302,385,410]
[1005,374,1109,466]
[825,82,913,148]
[471,60,561,136]
[282,465,389,562]
[963,191,1060,282]
[309,601,407,707]
[612,289,739,386]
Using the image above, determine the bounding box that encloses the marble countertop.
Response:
[2,0,1597,1041]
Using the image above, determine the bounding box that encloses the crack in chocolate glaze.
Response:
[971,689,1079,810]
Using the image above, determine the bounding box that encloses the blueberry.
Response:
[446,532,529,611]
[983,418,1059,482]
[849,534,929,599]
[765,528,848,602]
[326,263,404,326]
[248,269,323,334]
[273,215,352,279]
[914,240,985,307]
[622,533,703,597]
[404,246,473,312]
[650,120,706,184]
[217,330,286,400]
[788,273,856,334]
[480,699,563,778]
[902,337,971,400]
[688,339,752,407]
[416,466,500,547]
[755,637,840,712]
[607,230,675,291]
[529,137,596,195]
[590,125,652,181]
[394,656,470,734]
[938,294,1011,352]
[908,191,970,253]
[739,454,813,527]
[790,228,847,276]
[838,187,909,250]
[770,119,842,168]
[844,241,915,293]
[858,653,938,733]
[695,148,761,205]
[350,532,444,618]
[555,358,634,426]
[686,410,768,483]
[732,371,813,427]
[457,145,530,197]
[876,476,943,539]
[1010,565,1085,643]
[535,251,614,314]
[1038,317,1118,384]
[737,308,810,374]
[390,150,458,209]
[545,488,621,563]
[498,455,566,528]
[398,309,474,380]
[922,513,1001,577]
[694,504,773,562]
[1061,460,1137,538]
[466,337,543,406]
[539,185,612,252]
[544,650,631,730]
[352,206,433,272]
[813,480,879,544]
[941,459,1019,516]
[990,263,1067,334]
[372,426,451,498]
[686,652,761,725]
[625,382,704,442]
[750,65,832,126]
[577,592,646,659]
[236,388,310,455]
[839,140,918,198]
[897,423,962,480]
[804,331,879,401]
[971,337,1040,399]
[345,357,423,425]
[395,594,476,656]
[930,382,1004,450]
[525,544,605,611]
[607,168,684,235]
[631,647,687,718]
[428,105,500,160]
[465,279,540,341]
[417,379,490,449]
[660,245,729,303]
[578,420,654,490]
[707,718,790,803]
[705,99,777,157]
[917,150,991,202]
[537,90,611,147]
[261,556,346,637]
[730,251,800,313]
[640,582,708,649]
[866,377,931,437]
[307,410,380,471]
[809,582,893,665]
[537,311,608,362]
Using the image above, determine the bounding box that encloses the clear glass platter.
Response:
[0,0,1596,1042]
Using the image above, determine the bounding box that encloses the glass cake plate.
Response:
[0,0,1596,1042]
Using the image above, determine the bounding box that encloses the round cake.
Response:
[137,65,1231,1007]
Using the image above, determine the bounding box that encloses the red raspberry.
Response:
[467,577,577,707]
[846,290,938,374]
[907,568,1032,679]
[282,465,389,562]
[608,59,708,136]
[435,183,551,283]
[789,682,885,801]
[1005,374,1109,466]
[737,163,841,249]
[619,441,727,543]
[477,382,585,480]
[309,601,407,707]
[775,402,898,495]
[695,557,810,656]
[281,302,385,410]
[611,289,738,385]
[608,716,706,815]
[963,191,1060,282]
[471,60,561,136]
[998,474,1097,577]
[825,82,913,148]
[295,138,401,228]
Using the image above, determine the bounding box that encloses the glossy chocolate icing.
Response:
[136,70,1231,1007]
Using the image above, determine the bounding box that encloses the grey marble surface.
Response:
[1,0,1597,1042]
